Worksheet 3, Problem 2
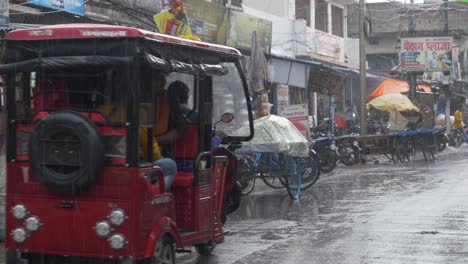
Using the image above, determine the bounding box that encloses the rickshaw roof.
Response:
[6,24,242,57]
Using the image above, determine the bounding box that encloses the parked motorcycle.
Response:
[309,135,337,173]
[334,135,362,166]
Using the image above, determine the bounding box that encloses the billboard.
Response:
[315,30,344,61]
[400,37,453,72]
[226,11,272,54]
[185,0,227,44]
[27,0,85,15]
[0,0,8,27]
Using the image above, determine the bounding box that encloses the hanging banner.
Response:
[27,0,84,15]
[400,37,453,72]
[0,0,8,27]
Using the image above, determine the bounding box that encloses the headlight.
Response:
[108,234,126,250]
[94,221,112,237]
[108,209,126,226]
[11,228,27,243]
[25,216,41,232]
[11,204,28,219]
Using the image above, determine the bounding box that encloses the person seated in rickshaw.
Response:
[99,72,185,192]
[142,73,185,192]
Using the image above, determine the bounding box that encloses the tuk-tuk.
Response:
[2,24,254,263]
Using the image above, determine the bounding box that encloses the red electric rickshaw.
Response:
[1,24,254,263]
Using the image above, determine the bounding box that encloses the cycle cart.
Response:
[355,128,444,164]
[235,115,319,199]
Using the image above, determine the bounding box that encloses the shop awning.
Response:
[269,56,349,89]
[368,79,431,102]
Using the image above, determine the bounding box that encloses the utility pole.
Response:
[408,0,416,98]
[359,0,367,135]
[444,0,451,135]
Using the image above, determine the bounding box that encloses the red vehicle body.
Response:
[2,24,254,263]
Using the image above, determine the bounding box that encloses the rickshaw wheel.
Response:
[194,241,216,256]
[152,236,175,264]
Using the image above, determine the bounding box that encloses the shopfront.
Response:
[269,55,352,136]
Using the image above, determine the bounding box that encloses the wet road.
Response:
[1,148,467,263]
[179,147,468,264]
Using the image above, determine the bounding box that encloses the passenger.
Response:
[141,73,186,192]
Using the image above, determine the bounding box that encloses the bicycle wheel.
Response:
[436,133,448,152]
[450,129,464,148]
[238,155,256,196]
[297,151,320,191]
[317,148,337,173]
[283,156,301,199]
[260,154,287,189]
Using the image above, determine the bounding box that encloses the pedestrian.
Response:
[454,104,468,143]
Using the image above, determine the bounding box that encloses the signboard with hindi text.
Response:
[400,37,453,72]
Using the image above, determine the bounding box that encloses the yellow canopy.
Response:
[366,93,420,112]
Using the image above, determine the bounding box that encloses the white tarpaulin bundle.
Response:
[234,115,309,157]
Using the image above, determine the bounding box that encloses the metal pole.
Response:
[359,0,367,135]
[444,0,451,135]
[408,0,416,99]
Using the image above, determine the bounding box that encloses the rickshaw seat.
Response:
[174,172,194,187]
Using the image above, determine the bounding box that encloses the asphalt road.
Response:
[179,147,468,264]
[2,147,468,264]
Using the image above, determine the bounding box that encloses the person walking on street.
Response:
[454,104,468,143]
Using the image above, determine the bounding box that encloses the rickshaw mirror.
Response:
[221,113,234,123]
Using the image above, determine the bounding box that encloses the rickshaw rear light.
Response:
[108,234,127,250]
[11,228,27,243]
[105,135,127,159]
[11,204,28,219]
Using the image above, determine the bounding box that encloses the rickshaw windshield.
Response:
[212,62,251,138]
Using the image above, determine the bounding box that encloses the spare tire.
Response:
[29,111,105,196]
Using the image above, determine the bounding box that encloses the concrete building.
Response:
[242,0,359,133]
[348,1,468,80]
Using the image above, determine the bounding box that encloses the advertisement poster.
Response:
[276,84,288,107]
[315,30,344,61]
[278,104,310,139]
[400,37,453,73]
[0,0,8,27]
[27,0,84,15]
[226,11,272,54]
[185,0,226,44]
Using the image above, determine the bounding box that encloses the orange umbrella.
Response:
[367,79,431,102]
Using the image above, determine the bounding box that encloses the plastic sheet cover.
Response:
[234,115,309,157]
[145,54,228,76]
